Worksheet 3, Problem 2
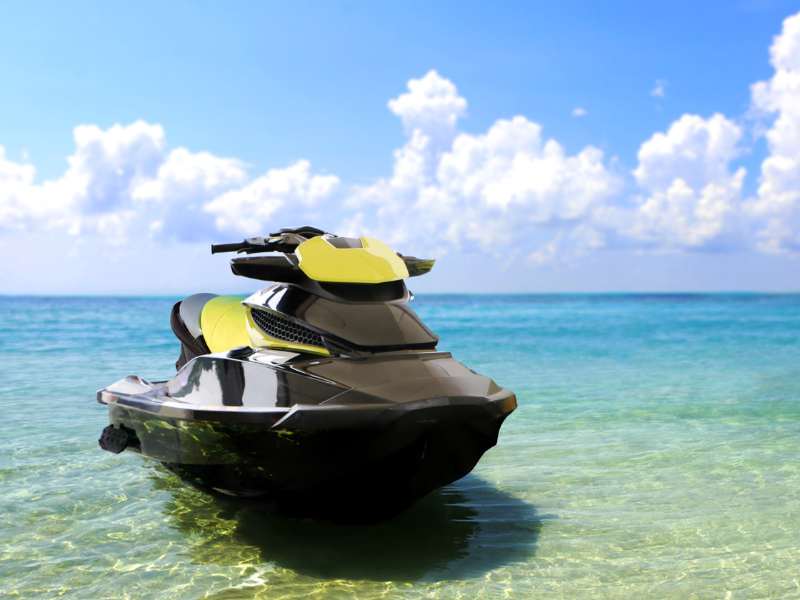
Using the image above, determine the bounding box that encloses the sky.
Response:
[2,0,800,294]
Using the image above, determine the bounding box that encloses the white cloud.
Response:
[60,121,166,215]
[387,69,467,140]
[6,10,800,268]
[346,72,621,260]
[0,146,37,230]
[0,122,165,237]
[0,68,754,262]
[629,113,745,248]
[132,147,246,203]
[0,121,167,238]
[633,114,742,190]
[132,147,248,242]
[0,122,333,242]
[0,75,755,262]
[437,116,619,223]
[204,160,339,235]
[749,12,800,253]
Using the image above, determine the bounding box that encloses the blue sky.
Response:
[2,1,800,293]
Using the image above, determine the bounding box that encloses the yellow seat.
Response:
[200,296,251,353]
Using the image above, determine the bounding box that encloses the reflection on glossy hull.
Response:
[107,392,512,520]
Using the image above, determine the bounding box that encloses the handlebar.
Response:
[212,227,331,254]
[211,242,250,254]
[211,237,299,255]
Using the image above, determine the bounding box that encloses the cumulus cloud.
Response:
[628,113,745,249]
[1,122,168,236]
[0,147,37,230]
[0,122,334,243]
[132,147,248,241]
[440,117,618,218]
[63,121,166,215]
[572,107,588,118]
[749,12,800,253]
[387,69,467,140]
[347,72,621,260]
[205,160,339,235]
[5,11,800,268]
[0,121,167,239]
[132,148,247,203]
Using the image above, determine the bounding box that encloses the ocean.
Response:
[1,294,799,598]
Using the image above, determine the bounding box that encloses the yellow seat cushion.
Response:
[199,296,251,352]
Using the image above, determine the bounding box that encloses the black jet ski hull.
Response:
[98,351,516,520]
[106,398,512,518]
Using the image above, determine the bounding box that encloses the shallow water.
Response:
[1,294,799,598]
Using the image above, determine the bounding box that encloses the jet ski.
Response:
[97,226,516,520]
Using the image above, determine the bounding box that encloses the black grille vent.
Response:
[251,309,325,348]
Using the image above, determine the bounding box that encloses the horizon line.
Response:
[2,290,799,298]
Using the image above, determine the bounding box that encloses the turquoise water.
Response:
[1,294,799,598]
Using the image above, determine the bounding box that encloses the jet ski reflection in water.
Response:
[97,226,516,520]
